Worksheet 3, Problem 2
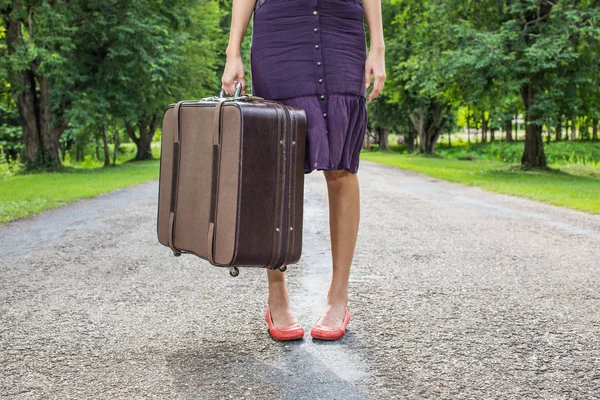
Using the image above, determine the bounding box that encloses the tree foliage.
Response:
[0,0,222,169]
[1,0,599,170]
[375,0,600,166]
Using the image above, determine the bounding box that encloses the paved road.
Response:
[1,161,599,399]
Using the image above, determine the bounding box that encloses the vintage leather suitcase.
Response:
[157,85,307,277]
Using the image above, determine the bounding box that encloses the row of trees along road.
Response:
[1,0,599,171]
[373,0,600,168]
[1,0,225,170]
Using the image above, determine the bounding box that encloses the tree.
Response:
[63,0,221,161]
[1,0,222,169]
[1,0,76,169]
[384,0,456,154]
[441,0,600,167]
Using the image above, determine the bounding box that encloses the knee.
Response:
[323,169,353,188]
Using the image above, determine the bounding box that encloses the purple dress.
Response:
[250,0,368,174]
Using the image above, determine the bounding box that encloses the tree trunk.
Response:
[593,119,598,141]
[5,15,41,168]
[481,113,485,143]
[406,132,416,153]
[570,118,577,141]
[5,15,67,170]
[102,123,110,166]
[520,83,547,168]
[467,107,471,144]
[379,127,390,151]
[38,76,66,169]
[505,119,512,142]
[490,128,495,142]
[481,112,489,143]
[556,115,562,141]
[137,127,152,160]
[411,104,426,152]
[127,115,158,161]
[16,71,41,167]
[410,100,447,154]
[113,127,119,165]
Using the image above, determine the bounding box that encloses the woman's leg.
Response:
[318,169,360,327]
[267,268,298,327]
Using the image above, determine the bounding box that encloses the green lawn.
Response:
[0,144,161,223]
[2,139,599,224]
[361,151,600,214]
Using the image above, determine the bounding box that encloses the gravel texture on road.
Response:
[1,160,599,399]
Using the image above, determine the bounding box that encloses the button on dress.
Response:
[250,0,368,174]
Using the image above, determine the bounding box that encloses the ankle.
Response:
[326,291,348,307]
[327,279,349,301]
[269,288,291,308]
[327,287,348,306]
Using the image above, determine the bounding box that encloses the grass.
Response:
[2,135,599,223]
[435,139,600,167]
[0,143,161,223]
[361,141,600,214]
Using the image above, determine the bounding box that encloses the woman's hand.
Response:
[364,47,386,102]
[222,52,246,96]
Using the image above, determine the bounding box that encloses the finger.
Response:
[368,87,381,102]
[225,80,237,96]
[368,75,384,101]
[373,75,385,94]
[367,89,374,102]
[221,79,232,96]
[367,81,378,102]
[367,86,381,102]
[364,66,372,88]
[232,80,239,95]
[239,79,247,95]
[232,78,246,96]
[369,88,380,102]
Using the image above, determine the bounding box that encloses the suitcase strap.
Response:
[167,101,185,255]
[206,98,233,266]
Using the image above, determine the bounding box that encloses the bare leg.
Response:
[266,268,298,327]
[317,169,360,327]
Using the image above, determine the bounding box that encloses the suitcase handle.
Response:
[219,80,243,98]
[207,81,266,102]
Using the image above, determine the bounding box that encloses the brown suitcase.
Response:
[157,87,307,277]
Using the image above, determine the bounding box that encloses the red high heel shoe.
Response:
[310,307,351,341]
[265,306,305,341]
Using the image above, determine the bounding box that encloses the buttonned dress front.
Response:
[250,0,368,174]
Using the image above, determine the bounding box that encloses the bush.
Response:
[0,146,23,177]
[436,141,600,167]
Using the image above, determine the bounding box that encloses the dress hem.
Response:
[305,166,359,175]
[304,151,363,175]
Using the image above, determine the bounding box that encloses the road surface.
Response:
[1,160,599,399]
